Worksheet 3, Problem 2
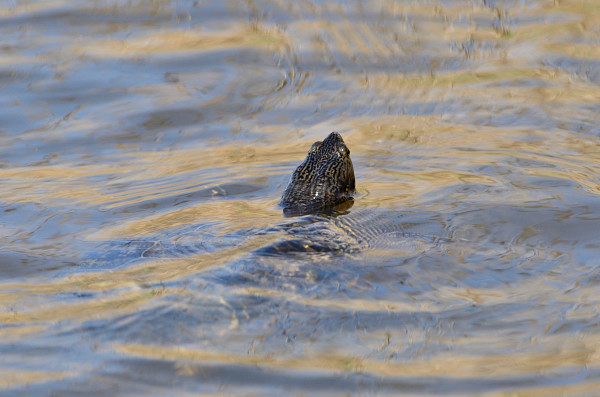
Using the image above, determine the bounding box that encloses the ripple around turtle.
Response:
[81,206,452,280]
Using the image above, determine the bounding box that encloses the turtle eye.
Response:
[336,143,349,157]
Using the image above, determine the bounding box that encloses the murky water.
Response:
[2,0,600,395]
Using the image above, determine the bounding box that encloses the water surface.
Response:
[1,0,600,395]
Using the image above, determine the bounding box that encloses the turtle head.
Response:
[281,132,355,215]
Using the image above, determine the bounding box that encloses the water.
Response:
[2,0,600,395]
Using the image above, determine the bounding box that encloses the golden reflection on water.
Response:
[0,369,73,390]
[75,28,291,59]
[117,334,600,378]
[2,236,278,297]
[3,119,597,214]
[2,0,600,395]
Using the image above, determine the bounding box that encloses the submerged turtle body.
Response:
[87,132,447,265]
[281,132,355,216]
